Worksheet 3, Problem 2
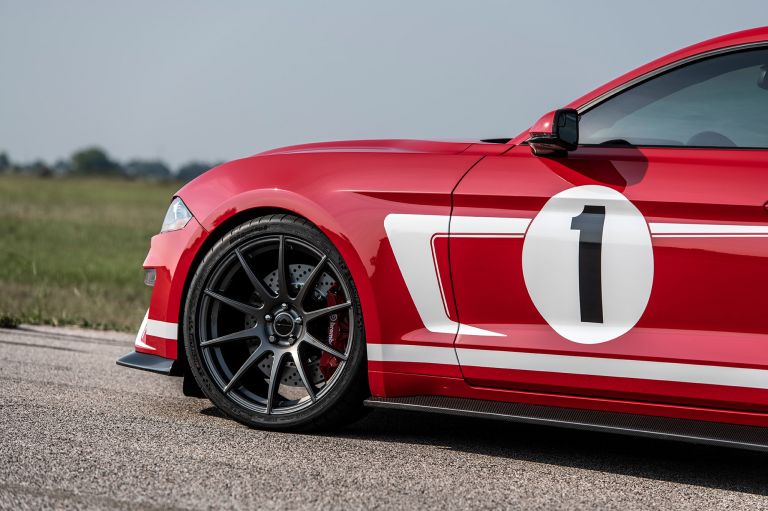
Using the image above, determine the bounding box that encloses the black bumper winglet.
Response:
[116,351,180,376]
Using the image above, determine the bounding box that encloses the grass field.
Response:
[0,175,181,331]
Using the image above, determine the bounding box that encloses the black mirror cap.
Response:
[528,108,579,156]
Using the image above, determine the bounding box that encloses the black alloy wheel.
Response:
[184,214,368,429]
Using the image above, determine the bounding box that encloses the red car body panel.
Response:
[451,145,768,413]
[133,27,768,429]
[145,142,483,375]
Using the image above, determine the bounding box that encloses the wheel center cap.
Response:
[272,312,296,337]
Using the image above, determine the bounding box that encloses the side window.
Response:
[579,48,768,149]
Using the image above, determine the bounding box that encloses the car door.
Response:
[450,45,768,412]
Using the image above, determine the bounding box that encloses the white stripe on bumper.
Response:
[146,318,178,340]
[134,311,178,350]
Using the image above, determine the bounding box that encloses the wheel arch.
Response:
[176,201,381,368]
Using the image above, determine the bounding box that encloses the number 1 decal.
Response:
[522,185,653,344]
[570,205,605,323]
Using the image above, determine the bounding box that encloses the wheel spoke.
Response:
[223,344,268,394]
[304,301,352,322]
[301,333,348,361]
[205,289,262,316]
[291,349,316,402]
[277,235,289,300]
[235,249,276,305]
[200,327,259,348]
[295,254,328,307]
[266,350,288,414]
[199,229,357,414]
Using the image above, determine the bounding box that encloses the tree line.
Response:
[0,147,219,183]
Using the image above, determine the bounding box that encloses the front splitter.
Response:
[116,351,180,376]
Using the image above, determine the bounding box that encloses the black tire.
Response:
[183,214,369,430]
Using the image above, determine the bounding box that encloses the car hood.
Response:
[258,139,479,156]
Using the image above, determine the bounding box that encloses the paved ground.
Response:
[1,326,767,510]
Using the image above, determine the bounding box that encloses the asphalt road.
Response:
[1,326,767,510]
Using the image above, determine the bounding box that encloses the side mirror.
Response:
[526,108,579,156]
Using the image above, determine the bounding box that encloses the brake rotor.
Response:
[243,263,337,386]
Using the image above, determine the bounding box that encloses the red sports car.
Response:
[119,27,768,451]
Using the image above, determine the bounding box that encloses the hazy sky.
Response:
[1,1,765,168]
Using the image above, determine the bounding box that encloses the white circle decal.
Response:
[522,185,653,344]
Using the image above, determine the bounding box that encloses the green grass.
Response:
[0,175,181,331]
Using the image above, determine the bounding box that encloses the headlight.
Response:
[160,197,193,233]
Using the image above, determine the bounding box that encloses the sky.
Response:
[0,1,766,168]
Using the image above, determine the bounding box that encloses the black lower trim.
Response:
[365,396,768,453]
[116,351,179,376]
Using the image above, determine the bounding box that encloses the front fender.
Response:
[173,150,480,396]
[180,184,383,349]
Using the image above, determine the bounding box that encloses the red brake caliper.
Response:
[319,284,349,379]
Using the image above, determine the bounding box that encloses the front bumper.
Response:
[116,214,208,373]
[116,309,183,375]
[137,216,207,359]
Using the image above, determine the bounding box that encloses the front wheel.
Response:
[184,214,368,430]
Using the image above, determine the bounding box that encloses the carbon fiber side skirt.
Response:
[364,396,768,452]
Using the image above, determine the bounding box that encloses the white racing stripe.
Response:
[146,318,178,340]
[385,214,533,337]
[135,310,178,349]
[385,214,768,341]
[649,222,768,237]
[450,215,531,235]
[457,348,768,390]
[384,214,503,337]
[368,343,768,390]
[367,343,459,365]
